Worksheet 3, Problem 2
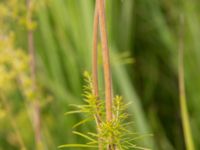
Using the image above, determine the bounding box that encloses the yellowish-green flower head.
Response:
[0,32,29,92]
[0,31,40,102]
[0,0,45,104]
[0,32,29,91]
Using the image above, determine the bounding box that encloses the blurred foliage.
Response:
[0,0,200,150]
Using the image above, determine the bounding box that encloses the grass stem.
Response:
[97,0,113,149]
[178,15,195,150]
[92,2,103,150]
[97,0,112,124]
[26,0,42,148]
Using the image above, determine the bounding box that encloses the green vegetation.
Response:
[0,0,200,149]
[59,72,150,149]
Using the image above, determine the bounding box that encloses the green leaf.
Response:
[72,118,91,128]
[72,131,97,143]
[58,144,97,148]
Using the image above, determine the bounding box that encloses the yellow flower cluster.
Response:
[0,0,37,31]
[0,31,42,103]
[0,0,24,28]
[0,32,29,92]
[0,0,40,102]
[20,74,38,101]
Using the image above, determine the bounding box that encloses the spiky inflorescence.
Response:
[60,72,149,150]
[65,71,103,128]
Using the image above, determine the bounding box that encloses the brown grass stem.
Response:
[92,2,99,99]
[97,0,112,123]
[26,0,41,148]
[97,0,114,149]
[92,1,101,123]
[92,2,103,150]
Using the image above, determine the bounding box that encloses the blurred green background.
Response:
[1,0,200,149]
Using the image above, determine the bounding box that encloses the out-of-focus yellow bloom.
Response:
[0,0,46,104]
[0,109,6,119]
[0,32,39,102]
[19,18,37,31]
[0,5,9,17]
[0,32,30,93]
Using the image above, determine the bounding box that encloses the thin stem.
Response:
[26,0,41,148]
[97,0,112,123]
[92,3,103,150]
[92,2,99,99]
[178,15,195,150]
[97,0,113,149]
[92,2,100,122]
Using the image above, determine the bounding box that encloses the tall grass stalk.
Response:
[26,0,41,148]
[92,2,103,150]
[97,0,112,125]
[178,15,195,150]
[97,0,114,149]
[92,1,99,99]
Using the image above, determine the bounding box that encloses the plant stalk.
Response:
[178,15,195,150]
[92,2,99,99]
[92,2,103,150]
[26,0,41,148]
[97,0,114,149]
[97,0,112,123]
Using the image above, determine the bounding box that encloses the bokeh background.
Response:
[0,0,200,149]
